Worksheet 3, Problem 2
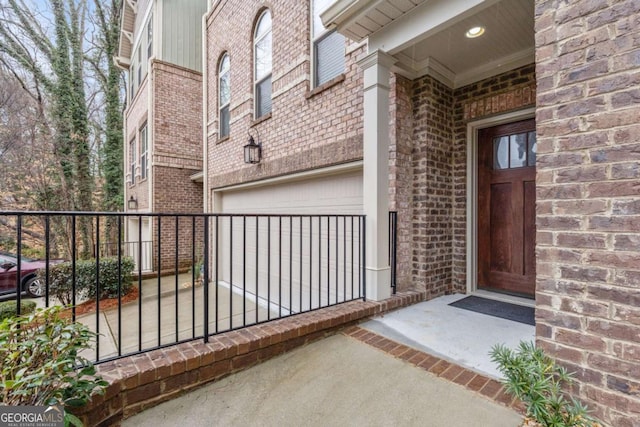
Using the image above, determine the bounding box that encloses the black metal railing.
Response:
[0,211,366,363]
[389,211,397,294]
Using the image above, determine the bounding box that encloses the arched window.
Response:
[254,10,272,118]
[219,53,230,138]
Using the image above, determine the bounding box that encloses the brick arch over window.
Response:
[253,9,272,119]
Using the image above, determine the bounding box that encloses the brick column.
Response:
[357,50,396,301]
[535,1,640,425]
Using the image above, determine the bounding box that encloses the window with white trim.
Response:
[218,53,230,138]
[129,138,136,184]
[147,14,153,59]
[312,0,345,87]
[129,70,134,101]
[140,123,148,180]
[254,10,272,118]
[136,46,142,91]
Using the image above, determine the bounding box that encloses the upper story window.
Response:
[147,14,153,59]
[254,10,272,118]
[140,123,149,180]
[136,46,142,91]
[312,0,345,87]
[129,138,137,185]
[129,71,134,101]
[218,53,230,138]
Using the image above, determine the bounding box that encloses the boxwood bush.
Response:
[39,256,135,305]
[0,300,37,321]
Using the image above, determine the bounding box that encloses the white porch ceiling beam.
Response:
[121,30,133,44]
[369,0,501,55]
[126,0,138,14]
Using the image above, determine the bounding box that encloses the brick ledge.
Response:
[74,291,427,426]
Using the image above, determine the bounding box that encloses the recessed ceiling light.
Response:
[465,26,485,38]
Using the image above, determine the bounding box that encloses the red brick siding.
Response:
[152,62,204,269]
[410,75,455,296]
[153,61,203,172]
[389,74,414,291]
[535,0,640,425]
[204,0,364,193]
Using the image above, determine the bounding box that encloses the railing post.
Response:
[389,211,397,295]
[203,216,210,343]
[362,216,366,302]
[95,215,101,360]
[45,216,50,307]
[16,214,22,315]
[117,215,123,357]
[71,215,77,321]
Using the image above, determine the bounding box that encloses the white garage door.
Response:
[214,168,364,322]
[219,169,363,214]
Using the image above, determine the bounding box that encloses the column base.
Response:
[365,266,391,301]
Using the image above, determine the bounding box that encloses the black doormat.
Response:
[449,296,535,326]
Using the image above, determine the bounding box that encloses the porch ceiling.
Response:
[323,0,534,88]
[116,0,137,66]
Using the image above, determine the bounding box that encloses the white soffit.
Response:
[117,1,137,62]
[324,0,534,88]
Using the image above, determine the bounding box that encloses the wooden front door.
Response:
[478,119,536,297]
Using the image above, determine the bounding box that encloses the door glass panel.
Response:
[493,137,509,169]
[528,131,537,166]
[510,133,527,168]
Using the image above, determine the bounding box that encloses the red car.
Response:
[0,252,62,298]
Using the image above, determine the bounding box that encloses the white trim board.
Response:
[214,161,364,195]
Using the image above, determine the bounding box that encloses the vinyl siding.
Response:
[161,0,207,71]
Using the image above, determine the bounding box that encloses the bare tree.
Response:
[0,0,125,258]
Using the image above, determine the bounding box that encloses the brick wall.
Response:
[152,167,204,270]
[409,75,455,296]
[452,65,537,292]
[389,74,414,291]
[205,0,364,194]
[153,60,203,172]
[150,61,204,268]
[535,1,640,425]
[388,65,535,296]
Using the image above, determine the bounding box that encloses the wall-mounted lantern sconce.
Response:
[244,129,262,164]
[127,196,138,210]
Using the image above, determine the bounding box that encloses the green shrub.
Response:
[0,300,37,321]
[490,341,598,427]
[40,256,135,305]
[0,306,107,419]
[83,256,135,300]
[43,262,86,306]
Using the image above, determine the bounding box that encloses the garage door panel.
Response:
[218,215,364,319]
[217,169,364,320]
[220,170,363,214]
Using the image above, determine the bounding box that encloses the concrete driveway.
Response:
[123,334,522,427]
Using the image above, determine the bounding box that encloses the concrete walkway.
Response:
[78,275,271,361]
[30,274,271,361]
[123,334,522,427]
[361,293,535,378]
